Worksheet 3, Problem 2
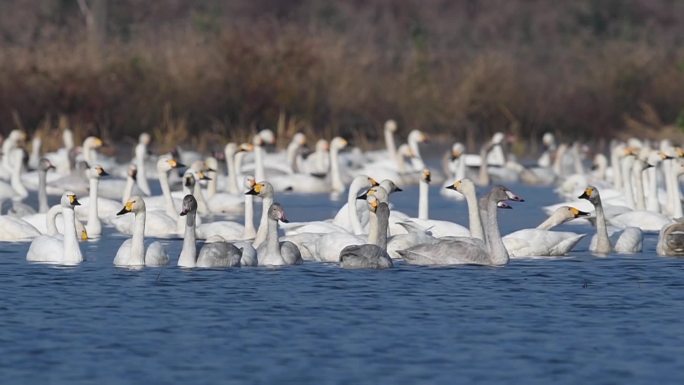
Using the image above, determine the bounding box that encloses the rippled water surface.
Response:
[2,183,684,384]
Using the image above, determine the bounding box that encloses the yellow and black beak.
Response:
[357,190,369,200]
[98,168,109,177]
[571,207,590,218]
[578,187,593,200]
[198,171,212,181]
[68,195,81,206]
[117,201,134,216]
[245,183,262,195]
[369,178,379,187]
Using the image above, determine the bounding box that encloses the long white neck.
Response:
[670,161,683,218]
[408,137,425,170]
[572,145,584,175]
[536,211,566,230]
[265,217,283,263]
[646,166,660,212]
[87,177,102,236]
[663,159,674,215]
[385,129,397,165]
[593,196,612,254]
[347,179,365,235]
[193,180,209,214]
[123,176,135,204]
[30,139,41,168]
[255,145,265,182]
[253,195,274,247]
[243,193,256,239]
[10,159,28,200]
[62,207,83,264]
[83,143,96,165]
[611,149,623,190]
[207,170,217,198]
[46,205,60,235]
[368,209,378,245]
[159,170,176,218]
[621,157,635,209]
[130,211,146,266]
[225,151,239,194]
[286,141,300,173]
[478,145,490,186]
[178,210,197,268]
[463,185,484,240]
[38,169,49,213]
[330,146,344,193]
[2,140,14,170]
[135,145,151,195]
[484,197,508,265]
[418,180,429,220]
[455,157,466,180]
[632,167,646,211]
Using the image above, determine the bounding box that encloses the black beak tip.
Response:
[395,187,403,192]
[116,208,127,216]
[281,218,289,223]
[356,193,368,200]
[245,189,257,196]
[73,200,81,206]
[180,211,187,216]
[446,185,456,190]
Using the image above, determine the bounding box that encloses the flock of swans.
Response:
[2,120,684,269]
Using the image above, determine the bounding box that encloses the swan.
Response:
[503,206,589,257]
[339,195,393,269]
[440,143,467,200]
[256,203,303,266]
[0,214,41,241]
[43,128,75,175]
[444,179,486,240]
[37,158,55,213]
[177,195,249,268]
[398,185,521,266]
[657,219,684,256]
[299,139,329,175]
[28,135,41,171]
[578,186,643,254]
[26,192,83,265]
[247,181,275,247]
[0,130,26,180]
[73,165,123,234]
[122,164,138,204]
[134,133,152,196]
[23,203,89,241]
[113,196,169,267]
[140,157,185,217]
[330,175,380,235]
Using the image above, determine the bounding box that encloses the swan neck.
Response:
[611,150,623,190]
[243,194,256,239]
[123,176,134,204]
[135,145,151,194]
[621,158,635,208]
[536,212,564,230]
[62,207,83,263]
[88,177,101,234]
[671,161,683,218]
[632,167,646,211]
[10,158,27,199]
[266,217,281,259]
[367,210,379,245]
[253,195,273,247]
[38,169,48,213]
[178,210,197,267]
[385,129,397,164]
[225,151,238,194]
[207,170,217,198]
[478,146,490,186]
[464,186,484,240]
[46,205,60,235]
[130,211,146,265]
[418,180,429,220]
[646,167,660,212]
[348,179,364,235]
[330,146,344,193]
[485,197,508,265]
[159,170,176,218]
[255,145,265,182]
[286,141,299,173]
[593,197,612,254]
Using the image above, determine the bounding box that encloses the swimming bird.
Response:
[340,195,393,269]
[113,196,169,267]
[26,192,83,265]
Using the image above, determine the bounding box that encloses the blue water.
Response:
[2,183,684,384]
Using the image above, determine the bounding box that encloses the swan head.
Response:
[446,179,475,196]
[451,143,464,160]
[488,185,523,205]
[330,137,348,150]
[204,157,218,172]
[179,194,198,216]
[380,179,402,194]
[157,157,185,172]
[38,158,55,172]
[139,132,151,145]
[224,142,239,156]
[491,132,505,145]
[316,139,330,152]
[117,196,146,216]
[542,132,555,147]
[268,203,289,223]
[87,165,109,178]
[61,191,81,208]
[127,164,138,181]
[292,132,307,145]
[555,206,591,221]
[8,129,26,143]
[244,176,256,190]
[83,136,104,149]
[258,129,276,145]
[385,120,397,133]
[183,171,196,188]
[578,186,600,203]
[245,181,273,197]
[409,130,428,143]
[421,169,431,184]
[367,194,380,212]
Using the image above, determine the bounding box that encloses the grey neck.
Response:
[178,210,197,267]
[38,169,48,213]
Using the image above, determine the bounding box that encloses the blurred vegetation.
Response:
[2,0,684,150]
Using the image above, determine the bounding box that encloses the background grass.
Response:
[2,0,684,153]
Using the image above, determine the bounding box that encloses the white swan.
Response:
[73,166,118,236]
[203,156,244,213]
[247,181,275,247]
[26,192,83,265]
[0,148,29,202]
[579,186,642,254]
[113,196,169,267]
[134,133,152,195]
[331,176,380,235]
[503,206,589,257]
[256,203,303,266]
[23,203,88,241]
[0,215,41,241]
[398,186,521,266]
[340,195,393,269]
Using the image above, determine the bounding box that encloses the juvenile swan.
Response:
[398,186,522,266]
[26,192,83,265]
[340,195,393,269]
[579,186,642,254]
[256,203,303,266]
[114,196,169,267]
